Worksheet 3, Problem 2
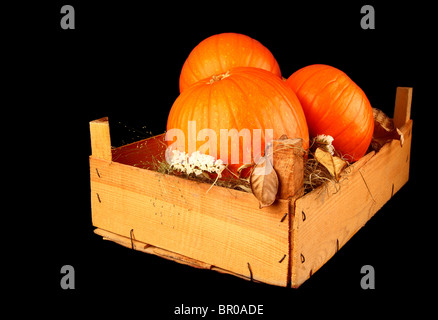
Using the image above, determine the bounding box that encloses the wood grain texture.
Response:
[89,87,413,288]
[291,120,412,287]
[89,117,112,161]
[90,157,290,286]
[393,87,413,129]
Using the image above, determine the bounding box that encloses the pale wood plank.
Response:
[394,87,412,128]
[90,158,290,286]
[95,227,264,282]
[291,120,412,287]
[90,117,112,161]
[94,228,213,269]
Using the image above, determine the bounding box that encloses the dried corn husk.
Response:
[371,108,404,151]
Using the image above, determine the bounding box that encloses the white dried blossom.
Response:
[315,134,335,155]
[169,150,226,177]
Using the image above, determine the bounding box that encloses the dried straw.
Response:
[120,135,346,196]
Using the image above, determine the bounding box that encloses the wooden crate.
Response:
[89,87,413,288]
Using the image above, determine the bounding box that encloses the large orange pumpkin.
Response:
[167,67,309,176]
[285,64,374,162]
[179,33,281,93]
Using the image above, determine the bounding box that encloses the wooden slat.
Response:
[94,228,213,269]
[90,158,291,286]
[291,120,412,287]
[394,87,412,128]
[95,227,267,283]
[90,117,112,161]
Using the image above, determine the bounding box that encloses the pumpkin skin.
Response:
[167,67,309,176]
[285,64,374,162]
[179,33,281,93]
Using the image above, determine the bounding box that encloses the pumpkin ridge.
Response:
[323,90,359,138]
[168,84,193,131]
[183,56,198,87]
[245,37,256,67]
[218,76,240,131]
[227,74,266,142]
[207,82,213,134]
[240,68,308,147]
[216,73,255,165]
[294,64,332,93]
[342,120,372,160]
[359,109,374,153]
[298,74,340,128]
[314,81,355,135]
[350,97,374,154]
[235,69,276,134]
[180,48,206,91]
[265,74,305,138]
[186,83,207,136]
[330,76,351,102]
[215,34,227,76]
[331,97,371,159]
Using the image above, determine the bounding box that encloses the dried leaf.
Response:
[314,148,347,181]
[250,157,279,208]
[371,108,404,151]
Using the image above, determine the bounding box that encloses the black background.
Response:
[25,1,434,317]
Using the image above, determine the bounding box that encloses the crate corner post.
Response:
[394,87,413,129]
[89,117,112,161]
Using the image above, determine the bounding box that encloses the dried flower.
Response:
[169,150,226,177]
[314,134,335,155]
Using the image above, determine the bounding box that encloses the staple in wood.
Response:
[280,213,287,223]
[279,255,286,263]
[247,263,253,281]
[130,229,135,250]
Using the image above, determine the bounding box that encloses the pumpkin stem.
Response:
[208,71,231,84]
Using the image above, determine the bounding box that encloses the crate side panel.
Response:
[90,158,290,286]
[291,121,412,287]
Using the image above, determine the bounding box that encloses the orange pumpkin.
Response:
[285,64,374,162]
[179,33,281,93]
[167,67,309,176]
